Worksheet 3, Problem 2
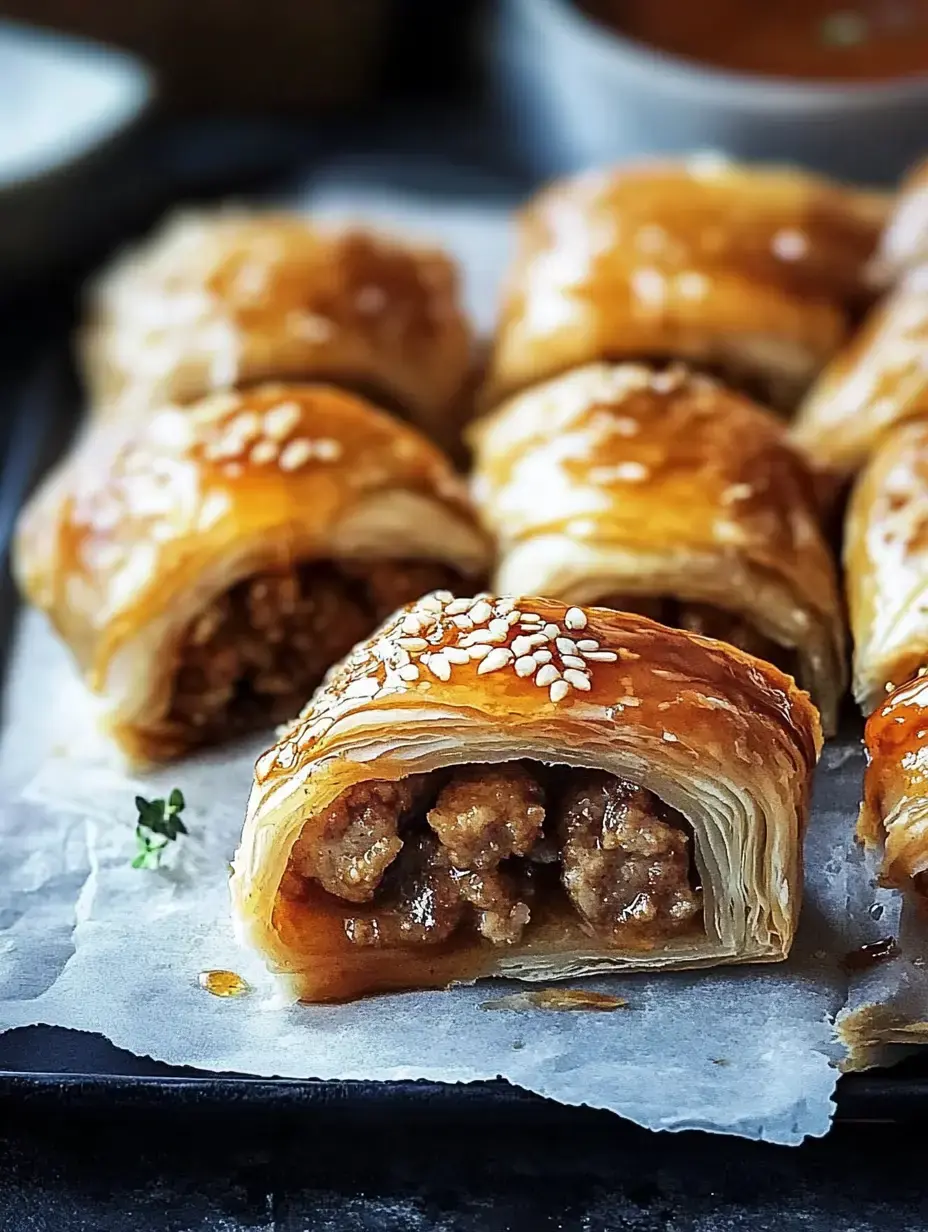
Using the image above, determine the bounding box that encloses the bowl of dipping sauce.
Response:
[492,0,928,181]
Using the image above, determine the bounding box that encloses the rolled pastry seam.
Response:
[861,675,928,893]
[232,594,821,1003]
[484,159,885,411]
[81,208,474,448]
[791,269,928,485]
[845,418,928,713]
[470,363,846,735]
[14,383,489,764]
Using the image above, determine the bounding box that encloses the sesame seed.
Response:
[425,653,451,681]
[444,647,470,665]
[469,599,493,624]
[549,680,570,703]
[556,637,578,655]
[533,649,553,664]
[561,655,586,670]
[398,637,428,652]
[402,615,423,635]
[535,664,561,688]
[263,402,302,440]
[250,440,278,465]
[514,655,537,677]
[434,590,454,603]
[495,598,517,614]
[398,664,420,682]
[564,669,591,691]
[419,595,444,613]
[461,628,505,646]
[511,636,534,658]
[278,438,314,471]
[506,611,522,626]
[662,731,679,743]
[314,437,343,461]
[478,648,513,675]
[520,613,542,622]
[344,677,380,699]
[582,650,618,663]
[577,639,599,652]
[445,598,472,616]
[452,614,474,629]
[543,623,560,640]
[565,608,588,630]
[467,644,492,660]
[489,618,510,637]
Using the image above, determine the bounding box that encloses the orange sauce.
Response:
[582,1,928,82]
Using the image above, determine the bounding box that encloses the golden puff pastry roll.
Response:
[860,676,928,893]
[81,209,473,447]
[485,160,886,411]
[14,383,489,764]
[470,363,845,735]
[845,418,928,714]
[231,593,822,1003]
[791,269,928,484]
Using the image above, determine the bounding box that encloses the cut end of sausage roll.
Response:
[231,594,822,1002]
[484,160,885,411]
[470,362,846,735]
[14,383,489,764]
[81,208,473,446]
[845,418,928,714]
[791,270,928,484]
[861,674,928,895]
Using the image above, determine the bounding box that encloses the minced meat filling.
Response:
[168,558,462,742]
[284,761,703,951]
[595,594,793,673]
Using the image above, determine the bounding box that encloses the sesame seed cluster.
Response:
[197,395,343,475]
[256,592,621,781]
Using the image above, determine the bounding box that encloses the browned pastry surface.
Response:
[14,383,489,762]
[82,210,473,447]
[485,160,884,409]
[792,270,928,482]
[470,362,845,733]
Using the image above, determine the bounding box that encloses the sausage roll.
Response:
[485,160,886,411]
[14,383,489,764]
[791,269,928,484]
[230,593,821,1002]
[81,209,473,446]
[861,676,928,894]
[470,363,845,735]
[845,418,928,713]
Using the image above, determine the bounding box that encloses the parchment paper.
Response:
[0,167,918,1143]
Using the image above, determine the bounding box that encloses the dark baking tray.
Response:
[3,345,928,1127]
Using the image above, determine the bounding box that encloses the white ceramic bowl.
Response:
[492,0,928,183]
[0,20,152,281]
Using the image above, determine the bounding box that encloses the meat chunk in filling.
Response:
[344,834,465,948]
[289,776,429,903]
[557,771,701,939]
[168,558,462,743]
[426,765,545,870]
[286,763,701,952]
[595,594,788,670]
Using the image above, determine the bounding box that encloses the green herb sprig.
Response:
[132,789,187,869]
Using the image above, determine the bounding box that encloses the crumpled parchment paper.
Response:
[0,166,919,1143]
